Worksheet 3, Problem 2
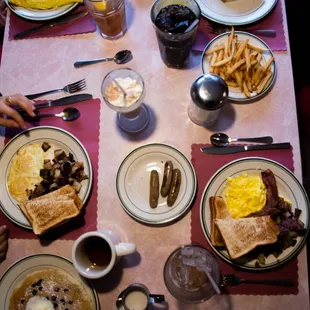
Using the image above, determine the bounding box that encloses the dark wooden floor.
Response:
[285,0,310,288]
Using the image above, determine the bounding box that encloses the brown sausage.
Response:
[167,169,181,207]
[149,170,159,208]
[160,160,174,197]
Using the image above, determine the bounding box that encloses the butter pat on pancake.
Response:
[224,173,266,218]
[8,0,82,10]
[7,143,54,203]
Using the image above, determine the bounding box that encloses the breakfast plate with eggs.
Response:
[5,0,80,21]
[0,126,92,230]
[0,254,99,309]
[200,157,310,270]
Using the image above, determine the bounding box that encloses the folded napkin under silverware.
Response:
[200,143,291,155]
[220,274,294,287]
[14,10,89,40]
[15,94,92,114]
[25,79,86,100]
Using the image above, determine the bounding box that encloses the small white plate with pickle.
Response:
[116,143,197,225]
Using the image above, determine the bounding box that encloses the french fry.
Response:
[209,51,218,73]
[226,59,245,75]
[212,56,232,67]
[224,35,229,58]
[235,71,243,92]
[226,81,238,88]
[205,45,224,55]
[256,71,272,94]
[234,39,248,62]
[243,81,251,97]
[263,57,274,73]
[254,70,265,89]
[248,43,268,53]
[244,47,251,72]
[252,66,262,85]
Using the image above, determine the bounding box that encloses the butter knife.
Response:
[14,10,89,40]
[16,94,92,114]
[200,143,291,155]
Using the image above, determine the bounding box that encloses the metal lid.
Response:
[190,74,228,110]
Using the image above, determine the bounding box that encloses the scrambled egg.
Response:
[8,0,82,10]
[7,144,54,203]
[224,173,266,218]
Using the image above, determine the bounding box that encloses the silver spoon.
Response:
[210,132,273,147]
[74,50,132,68]
[25,107,80,121]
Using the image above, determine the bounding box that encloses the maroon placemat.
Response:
[8,4,96,41]
[193,1,286,52]
[0,98,100,240]
[191,143,298,295]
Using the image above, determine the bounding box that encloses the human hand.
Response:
[0,94,36,128]
[0,0,7,29]
[0,225,8,261]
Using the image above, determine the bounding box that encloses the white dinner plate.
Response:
[196,0,277,26]
[202,31,276,103]
[0,254,100,309]
[116,143,197,225]
[200,157,310,271]
[0,126,93,230]
[6,0,79,21]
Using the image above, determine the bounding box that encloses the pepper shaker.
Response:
[188,74,228,127]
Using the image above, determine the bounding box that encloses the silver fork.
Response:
[220,274,294,287]
[206,23,276,38]
[25,79,87,100]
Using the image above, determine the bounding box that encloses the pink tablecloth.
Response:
[0,98,101,240]
[8,4,96,41]
[191,144,298,295]
[193,1,286,52]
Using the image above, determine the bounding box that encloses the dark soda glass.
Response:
[150,0,201,68]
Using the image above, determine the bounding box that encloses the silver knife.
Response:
[16,94,93,114]
[200,143,291,155]
[14,10,89,40]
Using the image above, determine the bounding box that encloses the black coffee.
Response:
[84,237,112,269]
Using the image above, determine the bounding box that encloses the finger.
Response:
[0,239,8,253]
[5,94,35,117]
[0,230,7,243]
[0,225,8,236]
[0,117,20,128]
[0,104,26,128]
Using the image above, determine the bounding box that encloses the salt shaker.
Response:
[188,74,228,127]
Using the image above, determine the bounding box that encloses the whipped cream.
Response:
[105,77,143,108]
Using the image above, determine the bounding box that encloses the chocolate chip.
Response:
[51,296,56,301]
[64,288,69,292]
[39,287,43,291]
[46,297,50,300]
[32,290,37,295]
[54,287,60,292]
[65,309,68,310]
[69,301,73,304]
[21,299,25,304]
[60,299,65,302]
[32,283,36,287]
[36,279,43,286]
[53,303,58,308]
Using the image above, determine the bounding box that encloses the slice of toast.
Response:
[215,216,280,259]
[24,198,80,235]
[34,185,84,210]
[210,196,232,247]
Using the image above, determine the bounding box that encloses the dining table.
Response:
[0,0,309,309]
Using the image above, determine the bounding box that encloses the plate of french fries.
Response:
[202,29,276,102]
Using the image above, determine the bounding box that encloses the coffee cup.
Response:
[72,230,136,279]
[117,283,165,310]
